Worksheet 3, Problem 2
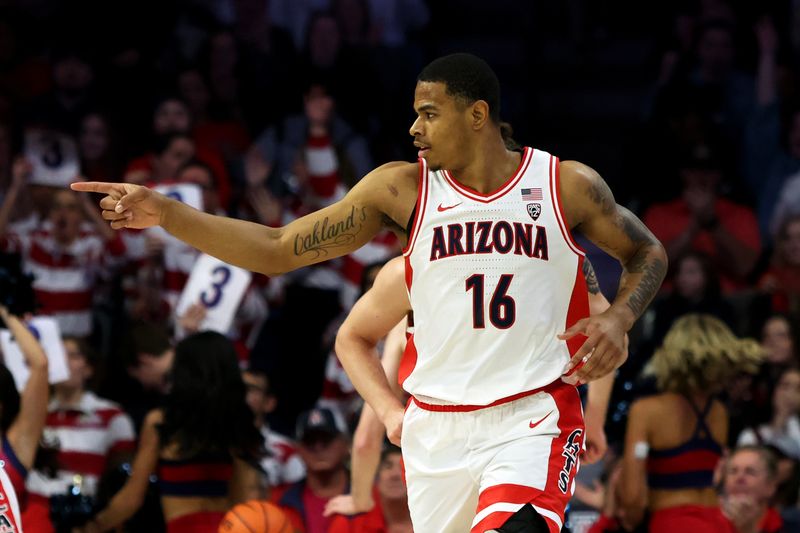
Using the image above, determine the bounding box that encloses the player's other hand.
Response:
[558,311,628,384]
[382,407,404,446]
[324,494,375,517]
[582,408,608,464]
[70,181,166,230]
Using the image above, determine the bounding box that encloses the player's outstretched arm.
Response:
[558,161,667,383]
[71,162,418,276]
[335,257,411,445]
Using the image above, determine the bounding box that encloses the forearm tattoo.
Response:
[293,205,368,259]
[616,210,666,317]
[584,175,666,318]
[582,258,601,295]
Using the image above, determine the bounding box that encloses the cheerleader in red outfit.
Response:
[619,315,762,532]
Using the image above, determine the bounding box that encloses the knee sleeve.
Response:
[493,503,550,533]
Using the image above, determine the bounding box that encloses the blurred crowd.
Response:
[0,0,800,532]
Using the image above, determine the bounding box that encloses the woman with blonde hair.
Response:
[620,314,763,532]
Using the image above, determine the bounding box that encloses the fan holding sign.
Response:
[0,305,50,505]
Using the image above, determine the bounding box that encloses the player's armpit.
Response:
[559,161,667,328]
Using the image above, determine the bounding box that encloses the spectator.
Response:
[644,146,761,293]
[653,18,753,151]
[124,97,231,206]
[745,17,800,238]
[328,445,412,533]
[0,305,49,510]
[759,216,800,314]
[80,332,264,533]
[78,112,121,183]
[728,313,800,444]
[241,368,306,488]
[0,183,127,337]
[24,337,136,532]
[104,322,173,431]
[620,314,762,532]
[738,367,800,460]
[252,81,372,199]
[26,49,95,135]
[649,251,735,345]
[273,406,350,533]
[720,446,783,533]
[178,66,250,164]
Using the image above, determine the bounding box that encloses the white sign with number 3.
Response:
[175,254,252,335]
[24,129,80,187]
[0,317,70,390]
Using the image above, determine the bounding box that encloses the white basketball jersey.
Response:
[401,147,590,405]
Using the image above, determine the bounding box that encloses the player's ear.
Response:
[471,100,489,130]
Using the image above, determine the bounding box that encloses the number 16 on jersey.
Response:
[175,254,252,334]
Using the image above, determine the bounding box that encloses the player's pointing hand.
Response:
[558,311,628,383]
[70,182,166,230]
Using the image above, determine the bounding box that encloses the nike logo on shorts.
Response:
[529,411,552,429]
[437,202,462,212]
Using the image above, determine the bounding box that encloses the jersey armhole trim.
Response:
[549,156,585,257]
[402,157,429,256]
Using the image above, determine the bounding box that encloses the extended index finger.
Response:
[70,181,116,193]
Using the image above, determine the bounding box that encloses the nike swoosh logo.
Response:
[529,411,553,429]
[437,202,462,212]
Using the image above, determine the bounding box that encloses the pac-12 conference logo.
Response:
[526,203,541,220]
[558,429,583,493]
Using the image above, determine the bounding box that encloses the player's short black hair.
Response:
[418,53,501,122]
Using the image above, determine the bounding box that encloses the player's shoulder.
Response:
[558,160,604,193]
[366,161,419,187]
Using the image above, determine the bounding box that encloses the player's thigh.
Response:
[402,403,479,533]
[472,384,583,533]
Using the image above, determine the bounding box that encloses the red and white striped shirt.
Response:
[26,392,136,498]
[2,222,126,337]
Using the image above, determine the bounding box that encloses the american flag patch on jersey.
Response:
[521,188,543,201]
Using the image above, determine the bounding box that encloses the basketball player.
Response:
[0,466,23,532]
[326,256,619,520]
[73,53,667,532]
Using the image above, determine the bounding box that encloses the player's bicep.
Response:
[563,162,658,264]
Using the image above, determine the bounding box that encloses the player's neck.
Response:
[448,137,522,195]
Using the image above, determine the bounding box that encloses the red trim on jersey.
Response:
[563,256,591,365]
[404,254,413,291]
[548,156,585,256]
[397,334,417,387]
[443,147,533,203]
[412,380,561,413]
[402,158,428,256]
[541,382,584,531]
